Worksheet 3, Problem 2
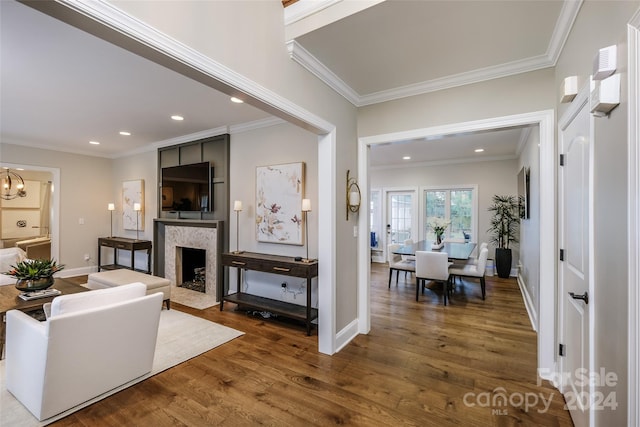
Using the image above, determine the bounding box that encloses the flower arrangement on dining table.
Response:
[427,217,451,244]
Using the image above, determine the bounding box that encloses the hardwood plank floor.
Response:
[55,267,573,426]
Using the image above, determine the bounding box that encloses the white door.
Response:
[385,191,415,249]
[558,85,593,427]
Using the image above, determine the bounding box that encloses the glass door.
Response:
[386,191,415,246]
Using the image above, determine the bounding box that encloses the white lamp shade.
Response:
[349,191,360,207]
[301,198,311,212]
[133,203,141,211]
[108,203,115,211]
[233,200,243,211]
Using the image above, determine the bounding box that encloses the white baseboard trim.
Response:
[335,318,359,353]
[59,266,98,278]
[517,273,538,331]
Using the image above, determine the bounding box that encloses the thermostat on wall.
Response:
[590,73,620,117]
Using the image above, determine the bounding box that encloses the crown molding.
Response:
[284,0,342,26]
[287,40,360,105]
[287,0,582,107]
[546,0,584,65]
[370,154,517,171]
[230,117,287,134]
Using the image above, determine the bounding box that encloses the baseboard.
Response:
[335,318,359,353]
[517,273,538,331]
[59,266,98,278]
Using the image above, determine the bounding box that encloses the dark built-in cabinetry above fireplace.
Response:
[155,135,230,295]
[157,134,230,225]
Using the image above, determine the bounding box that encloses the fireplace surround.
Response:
[154,219,224,302]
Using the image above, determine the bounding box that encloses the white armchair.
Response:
[5,282,163,421]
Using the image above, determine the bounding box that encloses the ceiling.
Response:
[1,0,576,164]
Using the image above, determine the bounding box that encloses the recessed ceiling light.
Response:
[402,156,411,160]
[119,131,131,136]
[230,97,244,104]
[474,148,485,153]
[171,115,184,121]
[89,141,100,145]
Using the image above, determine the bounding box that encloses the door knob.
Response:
[569,291,589,304]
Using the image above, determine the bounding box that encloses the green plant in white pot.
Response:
[487,195,519,278]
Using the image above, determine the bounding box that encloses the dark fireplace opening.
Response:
[178,247,206,293]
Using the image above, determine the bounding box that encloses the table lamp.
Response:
[108,203,115,237]
[301,199,312,262]
[233,200,243,254]
[134,202,141,241]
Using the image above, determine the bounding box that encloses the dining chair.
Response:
[448,247,489,301]
[415,250,452,305]
[465,242,488,266]
[402,239,416,278]
[387,244,415,288]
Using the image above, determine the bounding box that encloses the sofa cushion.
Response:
[49,282,146,318]
[0,247,27,273]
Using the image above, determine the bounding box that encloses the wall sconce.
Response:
[301,198,313,262]
[108,203,115,237]
[233,200,243,254]
[346,170,361,221]
[133,202,141,241]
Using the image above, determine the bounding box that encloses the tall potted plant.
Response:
[487,195,519,278]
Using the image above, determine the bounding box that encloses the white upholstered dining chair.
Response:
[448,247,489,301]
[415,251,452,305]
[387,243,415,288]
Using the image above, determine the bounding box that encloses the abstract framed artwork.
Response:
[122,179,144,231]
[256,162,305,245]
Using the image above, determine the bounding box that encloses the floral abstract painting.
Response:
[123,179,144,231]
[256,162,304,245]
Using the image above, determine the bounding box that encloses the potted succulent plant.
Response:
[487,195,519,278]
[4,258,65,292]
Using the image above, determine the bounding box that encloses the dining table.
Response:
[393,240,477,261]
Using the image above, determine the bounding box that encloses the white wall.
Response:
[110,0,359,333]
[229,122,318,305]
[517,127,541,327]
[111,150,158,271]
[554,2,639,424]
[371,158,518,264]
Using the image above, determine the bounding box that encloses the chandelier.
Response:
[0,168,27,200]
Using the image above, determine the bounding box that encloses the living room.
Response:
[1,0,639,425]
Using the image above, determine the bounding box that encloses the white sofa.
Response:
[0,247,27,286]
[5,282,163,421]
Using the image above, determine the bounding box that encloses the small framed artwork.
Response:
[256,162,305,245]
[123,179,144,231]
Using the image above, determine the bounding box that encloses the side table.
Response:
[98,237,152,274]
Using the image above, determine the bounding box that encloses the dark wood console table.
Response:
[220,252,318,335]
[98,237,152,274]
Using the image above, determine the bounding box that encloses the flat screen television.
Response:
[161,161,212,212]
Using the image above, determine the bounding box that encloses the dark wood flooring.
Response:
[53,266,573,426]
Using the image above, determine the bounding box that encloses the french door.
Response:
[386,191,416,248]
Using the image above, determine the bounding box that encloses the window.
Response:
[424,187,475,241]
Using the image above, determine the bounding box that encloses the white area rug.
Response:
[0,309,243,426]
[171,286,218,310]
